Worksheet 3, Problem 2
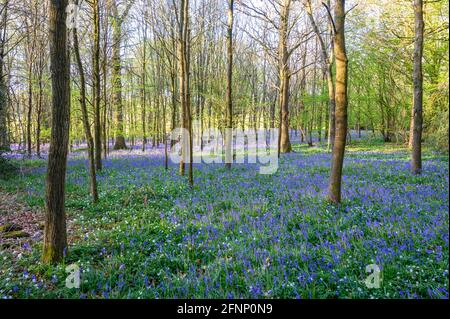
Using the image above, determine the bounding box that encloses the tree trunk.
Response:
[43,0,70,264]
[225,0,234,168]
[36,67,43,157]
[141,18,148,152]
[27,64,33,157]
[0,1,9,151]
[278,0,292,154]
[102,1,109,159]
[177,0,191,179]
[93,0,103,169]
[328,0,348,204]
[411,0,424,174]
[112,0,127,150]
[186,11,193,187]
[73,8,98,203]
[305,0,336,152]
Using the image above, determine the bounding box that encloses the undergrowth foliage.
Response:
[0,152,18,180]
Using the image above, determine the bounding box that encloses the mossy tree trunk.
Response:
[43,0,70,264]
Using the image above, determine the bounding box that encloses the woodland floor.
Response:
[0,137,448,299]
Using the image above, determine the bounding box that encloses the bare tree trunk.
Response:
[26,64,33,157]
[278,0,292,154]
[177,0,186,176]
[177,0,191,182]
[411,0,424,174]
[408,107,414,148]
[186,11,193,187]
[0,65,6,151]
[225,0,234,168]
[102,6,109,159]
[93,0,103,169]
[112,0,128,150]
[305,0,336,152]
[0,1,9,151]
[36,65,43,157]
[141,16,148,152]
[170,68,177,148]
[73,8,98,203]
[328,0,348,204]
[43,0,70,264]
[327,62,336,150]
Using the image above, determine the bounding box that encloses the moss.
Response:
[42,244,65,265]
[0,223,23,233]
[2,230,30,238]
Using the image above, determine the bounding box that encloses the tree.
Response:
[92,0,103,169]
[278,0,293,154]
[225,0,234,168]
[23,0,39,157]
[43,0,70,264]
[411,0,424,174]
[175,0,193,186]
[112,0,134,150]
[73,0,99,203]
[139,6,148,152]
[0,0,9,151]
[240,0,305,155]
[328,0,348,204]
[304,0,336,151]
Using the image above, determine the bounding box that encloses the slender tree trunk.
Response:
[225,0,234,168]
[0,1,9,151]
[328,0,348,204]
[27,65,33,157]
[102,1,109,159]
[0,62,7,151]
[73,11,98,203]
[411,0,424,174]
[327,62,336,150]
[408,108,414,148]
[93,0,103,169]
[36,67,43,157]
[170,68,177,148]
[278,0,292,154]
[141,19,147,152]
[305,0,336,152]
[186,14,193,187]
[112,0,127,150]
[43,0,70,264]
[177,0,188,177]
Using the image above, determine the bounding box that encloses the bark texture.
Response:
[0,1,8,151]
[328,0,348,204]
[278,0,292,154]
[43,0,70,264]
[112,0,128,150]
[411,0,424,174]
[225,0,234,168]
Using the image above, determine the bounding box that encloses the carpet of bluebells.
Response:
[0,136,448,299]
